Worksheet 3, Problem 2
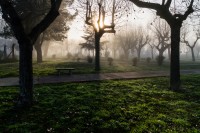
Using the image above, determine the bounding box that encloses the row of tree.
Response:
[80,17,200,66]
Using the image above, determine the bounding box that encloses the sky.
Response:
[67,1,156,42]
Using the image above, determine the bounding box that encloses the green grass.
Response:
[0,75,200,132]
[0,59,200,78]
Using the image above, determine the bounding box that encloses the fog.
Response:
[0,0,199,63]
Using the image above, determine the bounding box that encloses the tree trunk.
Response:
[170,24,181,91]
[191,47,195,62]
[34,34,44,63]
[3,45,7,59]
[36,46,42,63]
[19,39,33,106]
[95,34,101,71]
[137,49,141,61]
[43,42,50,58]
[12,44,15,59]
[168,47,171,60]
[159,50,164,57]
[34,43,43,63]
[151,48,154,59]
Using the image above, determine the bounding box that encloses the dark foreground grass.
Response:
[0,75,200,132]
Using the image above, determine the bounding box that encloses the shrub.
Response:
[156,55,165,66]
[132,57,138,66]
[107,57,113,66]
[146,57,151,64]
[87,56,93,63]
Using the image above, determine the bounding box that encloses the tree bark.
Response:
[170,24,181,91]
[95,33,101,71]
[190,47,195,62]
[151,48,154,59]
[19,39,33,106]
[11,43,15,59]
[136,48,141,61]
[34,34,44,63]
[34,43,43,63]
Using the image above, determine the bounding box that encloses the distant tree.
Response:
[0,0,63,107]
[80,26,95,57]
[151,18,170,65]
[181,28,200,62]
[128,0,199,90]
[0,20,14,60]
[80,26,108,57]
[134,27,149,61]
[41,0,76,59]
[148,40,155,59]
[117,30,136,59]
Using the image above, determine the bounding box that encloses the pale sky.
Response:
[68,8,155,41]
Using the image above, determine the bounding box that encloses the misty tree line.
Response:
[0,0,199,107]
[79,17,200,67]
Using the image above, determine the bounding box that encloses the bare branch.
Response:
[165,0,172,8]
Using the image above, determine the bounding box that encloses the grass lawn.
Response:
[0,58,200,78]
[0,75,200,132]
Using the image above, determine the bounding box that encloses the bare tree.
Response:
[148,40,155,60]
[76,0,128,71]
[117,30,136,59]
[134,27,149,61]
[181,28,200,62]
[128,0,199,90]
[151,18,170,65]
[85,0,116,71]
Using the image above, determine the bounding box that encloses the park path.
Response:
[0,70,200,87]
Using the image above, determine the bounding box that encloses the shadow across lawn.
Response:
[0,75,200,132]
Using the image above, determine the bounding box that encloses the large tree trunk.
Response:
[95,34,101,71]
[19,39,33,106]
[191,47,195,62]
[170,24,181,91]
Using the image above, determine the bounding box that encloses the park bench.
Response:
[56,68,75,76]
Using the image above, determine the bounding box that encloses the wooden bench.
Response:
[56,68,75,76]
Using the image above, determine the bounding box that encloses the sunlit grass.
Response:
[0,58,200,77]
[0,75,200,132]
